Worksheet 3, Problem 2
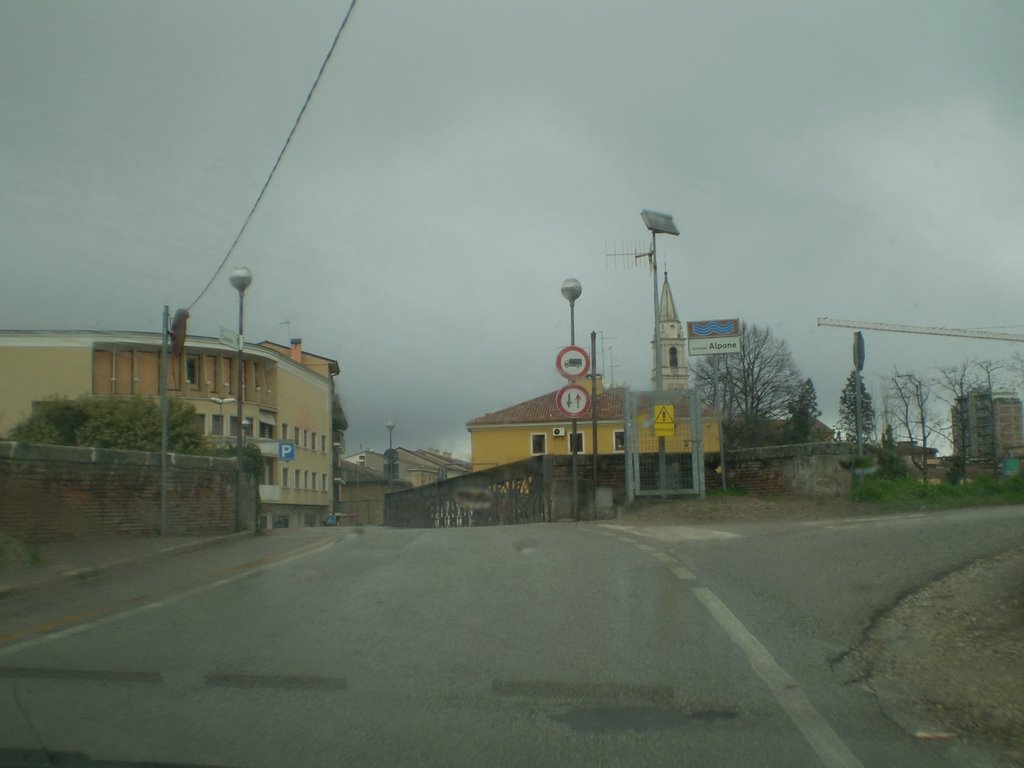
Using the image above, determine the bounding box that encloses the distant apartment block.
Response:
[0,330,340,529]
[951,389,1024,461]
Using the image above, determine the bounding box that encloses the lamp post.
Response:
[561,278,582,520]
[229,265,252,532]
[641,210,679,497]
[386,419,396,486]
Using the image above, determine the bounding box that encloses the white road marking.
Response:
[633,543,655,552]
[652,552,676,565]
[800,514,924,529]
[0,539,336,660]
[692,587,864,768]
[626,525,739,543]
[670,565,696,581]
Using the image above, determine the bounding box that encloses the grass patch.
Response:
[0,534,43,571]
[850,475,1024,510]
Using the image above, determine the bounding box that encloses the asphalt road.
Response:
[1,505,1022,768]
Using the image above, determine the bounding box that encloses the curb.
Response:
[0,530,256,599]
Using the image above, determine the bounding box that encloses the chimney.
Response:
[290,338,303,362]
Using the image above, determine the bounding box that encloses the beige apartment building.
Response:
[0,330,339,529]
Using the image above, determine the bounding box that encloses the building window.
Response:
[614,430,625,452]
[321,435,327,453]
[321,473,327,491]
[186,355,199,385]
[311,432,317,452]
[531,433,546,455]
[272,515,289,529]
[193,413,205,434]
[303,513,317,527]
[569,432,584,453]
[212,414,224,436]
[669,346,678,369]
[282,468,289,488]
[282,423,288,443]
[229,416,240,437]
[294,426,301,443]
[259,421,274,439]
[305,471,310,489]
[302,429,308,448]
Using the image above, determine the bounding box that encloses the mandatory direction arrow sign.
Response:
[555,383,591,419]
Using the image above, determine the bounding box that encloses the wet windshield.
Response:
[1,2,1023,766]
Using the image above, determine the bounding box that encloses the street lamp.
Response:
[560,279,582,346]
[385,419,396,485]
[561,278,582,520]
[229,265,252,532]
[641,210,679,497]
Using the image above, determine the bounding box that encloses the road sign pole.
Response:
[591,331,598,517]
[571,416,578,520]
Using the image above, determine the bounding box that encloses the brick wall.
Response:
[0,441,256,542]
[725,443,854,496]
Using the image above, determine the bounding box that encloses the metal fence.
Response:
[384,457,548,528]
[624,388,705,499]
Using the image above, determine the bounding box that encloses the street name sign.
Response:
[654,404,675,436]
[686,318,742,356]
[556,346,591,380]
[556,383,591,418]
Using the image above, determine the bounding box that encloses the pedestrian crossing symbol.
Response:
[654,405,675,436]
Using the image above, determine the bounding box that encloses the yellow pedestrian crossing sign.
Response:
[654,404,675,436]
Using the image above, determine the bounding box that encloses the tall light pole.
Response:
[561,278,582,520]
[641,210,679,496]
[229,265,252,532]
[386,419,396,487]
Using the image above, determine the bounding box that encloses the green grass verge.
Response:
[850,475,1024,510]
[0,534,43,571]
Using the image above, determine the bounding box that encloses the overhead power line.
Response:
[187,0,360,311]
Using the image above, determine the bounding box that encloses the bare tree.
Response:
[975,359,1007,472]
[888,369,941,482]
[694,323,802,448]
[933,362,978,482]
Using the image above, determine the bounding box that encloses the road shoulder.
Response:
[854,547,1024,763]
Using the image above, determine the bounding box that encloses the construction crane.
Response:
[817,317,1024,344]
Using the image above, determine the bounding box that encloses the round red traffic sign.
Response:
[555,383,591,418]
[555,346,591,380]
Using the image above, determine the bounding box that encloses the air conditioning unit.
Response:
[552,427,565,437]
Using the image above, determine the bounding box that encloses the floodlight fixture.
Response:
[641,209,679,236]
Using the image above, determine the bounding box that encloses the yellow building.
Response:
[467,376,721,471]
[0,330,339,528]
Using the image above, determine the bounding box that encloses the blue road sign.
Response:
[278,442,296,461]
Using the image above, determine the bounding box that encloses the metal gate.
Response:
[624,388,705,499]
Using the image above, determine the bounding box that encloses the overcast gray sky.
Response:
[2,0,1022,458]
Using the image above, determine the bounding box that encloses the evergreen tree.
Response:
[783,378,821,443]
[837,371,875,443]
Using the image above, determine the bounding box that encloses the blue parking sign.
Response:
[278,442,296,461]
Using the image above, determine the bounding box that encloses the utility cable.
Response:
[187,0,359,311]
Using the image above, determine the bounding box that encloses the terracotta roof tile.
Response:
[468,387,627,426]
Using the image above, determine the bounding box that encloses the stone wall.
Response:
[0,441,256,542]
[725,443,854,496]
